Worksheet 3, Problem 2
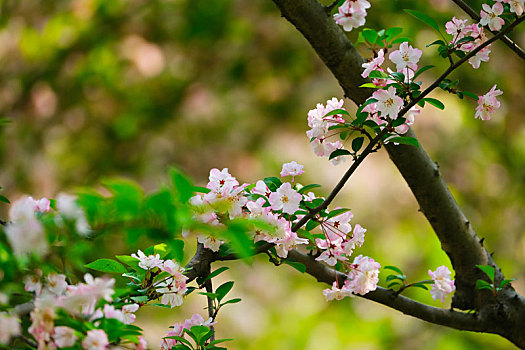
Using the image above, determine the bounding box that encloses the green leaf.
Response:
[385,27,403,40]
[359,83,380,88]
[391,37,411,44]
[423,98,445,110]
[326,208,351,219]
[85,259,127,274]
[387,136,419,147]
[390,72,405,82]
[404,9,441,33]
[499,279,515,288]
[116,255,141,270]
[387,281,401,288]
[215,281,234,302]
[198,292,219,298]
[386,274,406,282]
[305,219,320,231]
[324,108,350,117]
[193,186,211,194]
[351,137,364,153]
[392,117,407,127]
[369,70,389,79]
[413,65,435,80]
[131,295,149,302]
[150,303,171,308]
[220,298,242,306]
[362,28,378,44]
[263,177,282,192]
[477,265,495,282]
[411,283,429,290]
[204,266,229,282]
[103,178,143,215]
[164,335,194,347]
[329,149,351,160]
[426,39,446,48]
[171,168,194,203]
[461,91,479,100]
[221,220,254,258]
[475,279,493,291]
[456,36,475,45]
[0,195,9,204]
[297,183,321,194]
[166,240,184,263]
[208,338,234,346]
[384,265,404,274]
[282,260,306,273]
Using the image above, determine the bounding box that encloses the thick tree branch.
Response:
[451,0,525,60]
[286,250,487,332]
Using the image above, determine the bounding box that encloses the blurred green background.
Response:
[0,0,524,348]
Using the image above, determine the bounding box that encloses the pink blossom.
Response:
[361,49,385,78]
[183,314,216,330]
[82,329,109,350]
[306,98,345,140]
[480,3,505,31]
[157,275,187,308]
[508,0,524,15]
[131,249,163,270]
[275,231,309,258]
[280,161,305,181]
[0,312,21,344]
[122,304,140,324]
[206,168,239,192]
[350,224,366,247]
[394,106,420,134]
[103,304,124,322]
[46,274,68,296]
[252,180,272,198]
[428,266,456,302]
[333,1,368,32]
[197,234,224,252]
[388,42,422,72]
[475,84,503,120]
[25,273,43,295]
[161,260,184,276]
[468,47,491,69]
[445,17,469,38]
[372,87,404,120]
[56,193,90,236]
[53,326,77,348]
[323,282,353,301]
[268,182,302,214]
[6,197,48,257]
[346,255,381,295]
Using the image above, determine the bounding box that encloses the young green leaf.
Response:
[204,266,230,283]
[85,259,128,274]
[477,265,496,282]
[352,137,365,153]
[475,279,494,291]
[215,281,234,302]
[324,108,350,117]
[423,98,445,110]
[384,265,404,274]
[387,136,419,147]
[404,9,441,33]
[282,260,306,273]
[329,149,351,160]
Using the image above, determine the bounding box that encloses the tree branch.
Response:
[451,0,525,60]
[286,250,487,332]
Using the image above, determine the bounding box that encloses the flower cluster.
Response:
[475,84,503,120]
[445,17,492,69]
[16,271,146,349]
[131,249,189,308]
[186,164,309,258]
[160,313,215,350]
[333,0,371,32]
[428,266,456,302]
[4,194,91,258]
[323,255,381,300]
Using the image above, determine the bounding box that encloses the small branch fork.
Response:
[450,0,525,60]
